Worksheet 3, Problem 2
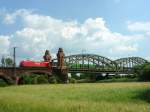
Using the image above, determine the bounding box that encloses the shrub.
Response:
[69,78,77,83]
[134,63,150,81]
[95,74,106,80]
[0,79,8,87]
[20,75,35,84]
[35,75,49,84]
[48,76,57,84]
[18,74,49,84]
[140,64,150,81]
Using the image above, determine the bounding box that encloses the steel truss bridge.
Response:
[0,53,148,84]
[53,54,148,74]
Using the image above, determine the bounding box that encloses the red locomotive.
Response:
[20,50,52,68]
[20,60,50,67]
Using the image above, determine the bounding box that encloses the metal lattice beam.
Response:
[63,54,117,70]
[52,54,148,73]
[114,57,148,69]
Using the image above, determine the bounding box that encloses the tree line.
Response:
[1,57,14,67]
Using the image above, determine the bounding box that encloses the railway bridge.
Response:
[0,51,148,84]
[53,54,148,74]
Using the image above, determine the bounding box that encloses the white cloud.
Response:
[111,44,138,54]
[0,9,145,61]
[2,9,33,25]
[127,21,150,32]
[0,35,10,54]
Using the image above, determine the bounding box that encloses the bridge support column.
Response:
[53,67,68,83]
[53,48,69,83]
[0,75,17,85]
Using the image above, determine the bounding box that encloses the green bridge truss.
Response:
[53,54,148,73]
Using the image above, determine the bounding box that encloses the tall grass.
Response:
[0,82,150,112]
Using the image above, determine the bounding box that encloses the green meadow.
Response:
[0,82,150,112]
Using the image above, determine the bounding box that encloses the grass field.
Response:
[0,82,150,112]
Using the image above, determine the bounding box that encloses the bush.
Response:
[48,76,57,84]
[20,75,35,84]
[71,73,80,80]
[0,79,8,87]
[69,78,77,83]
[140,64,150,81]
[134,63,150,81]
[35,75,49,84]
[18,74,49,84]
[95,75,105,80]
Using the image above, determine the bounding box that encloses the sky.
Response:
[0,0,150,63]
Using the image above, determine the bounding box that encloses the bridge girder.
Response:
[53,54,148,73]
[114,57,148,69]
[64,54,117,70]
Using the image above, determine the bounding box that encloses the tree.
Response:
[133,63,150,81]
[5,58,14,67]
[140,64,150,81]
[1,56,5,67]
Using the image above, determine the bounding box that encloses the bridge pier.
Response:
[53,67,68,83]
[52,48,69,83]
[0,75,16,85]
[0,67,17,85]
